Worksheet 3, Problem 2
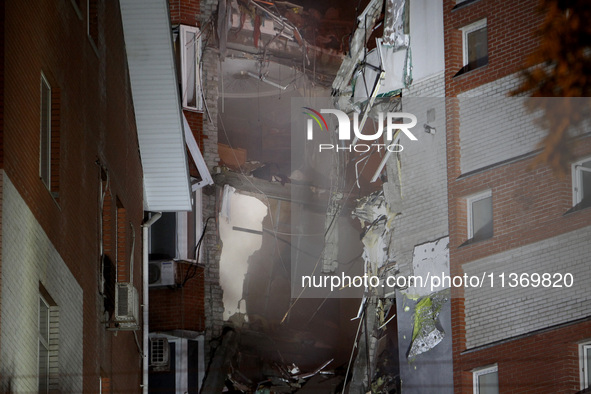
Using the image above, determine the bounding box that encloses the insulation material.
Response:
[352,191,397,277]
[382,0,406,48]
[408,291,449,359]
[220,184,236,223]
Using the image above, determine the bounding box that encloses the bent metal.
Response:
[307,110,418,152]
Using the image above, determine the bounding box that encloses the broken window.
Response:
[456,19,487,76]
[180,25,203,111]
[572,157,591,208]
[473,365,498,394]
[467,190,493,242]
[581,341,591,390]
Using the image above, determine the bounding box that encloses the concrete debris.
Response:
[225,357,338,393]
[352,191,397,277]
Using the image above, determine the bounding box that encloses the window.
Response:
[572,157,591,208]
[116,198,127,283]
[39,73,60,199]
[456,19,488,75]
[87,0,99,50]
[473,365,498,394]
[179,25,203,111]
[40,74,52,190]
[581,341,591,390]
[38,286,59,393]
[38,295,50,393]
[467,190,493,242]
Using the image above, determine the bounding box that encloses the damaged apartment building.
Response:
[3,0,590,393]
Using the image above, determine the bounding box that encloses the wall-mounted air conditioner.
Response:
[150,337,170,372]
[148,260,177,288]
[114,282,139,329]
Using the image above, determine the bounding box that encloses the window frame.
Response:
[40,73,52,191]
[572,157,591,207]
[581,341,591,391]
[179,24,203,112]
[87,0,99,54]
[38,294,50,393]
[461,18,488,70]
[467,190,493,241]
[473,364,498,394]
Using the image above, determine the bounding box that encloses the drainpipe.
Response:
[141,212,162,393]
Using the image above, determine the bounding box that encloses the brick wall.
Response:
[199,0,224,355]
[456,320,591,393]
[443,1,591,392]
[149,264,205,332]
[443,0,543,97]
[387,76,448,282]
[0,173,83,393]
[463,225,591,348]
[170,0,201,26]
[4,0,144,392]
[457,76,546,173]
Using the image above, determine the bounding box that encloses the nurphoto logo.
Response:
[303,108,419,152]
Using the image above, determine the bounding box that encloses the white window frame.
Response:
[40,73,52,191]
[461,18,487,67]
[38,295,50,393]
[467,190,492,240]
[581,341,591,391]
[180,25,203,112]
[148,333,205,392]
[473,364,498,394]
[572,157,591,206]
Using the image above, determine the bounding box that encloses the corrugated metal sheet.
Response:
[120,0,192,212]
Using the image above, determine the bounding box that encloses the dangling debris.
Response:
[407,290,449,359]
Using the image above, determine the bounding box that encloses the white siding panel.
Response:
[120,0,192,212]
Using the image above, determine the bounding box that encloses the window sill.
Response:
[564,201,591,215]
[458,236,492,248]
[453,61,488,78]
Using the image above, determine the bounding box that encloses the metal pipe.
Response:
[141,212,162,393]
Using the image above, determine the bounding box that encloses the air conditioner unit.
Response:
[150,337,170,371]
[148,260,177,288]
[114,282,139,329]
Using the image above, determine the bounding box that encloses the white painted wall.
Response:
[409,0,445,82]
[219,189,268,321]
[0,173,83,392]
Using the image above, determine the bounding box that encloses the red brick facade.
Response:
[444,1,591,392]
[3,0,144,391]
[443,0,543,97]
[149,264,206,332]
